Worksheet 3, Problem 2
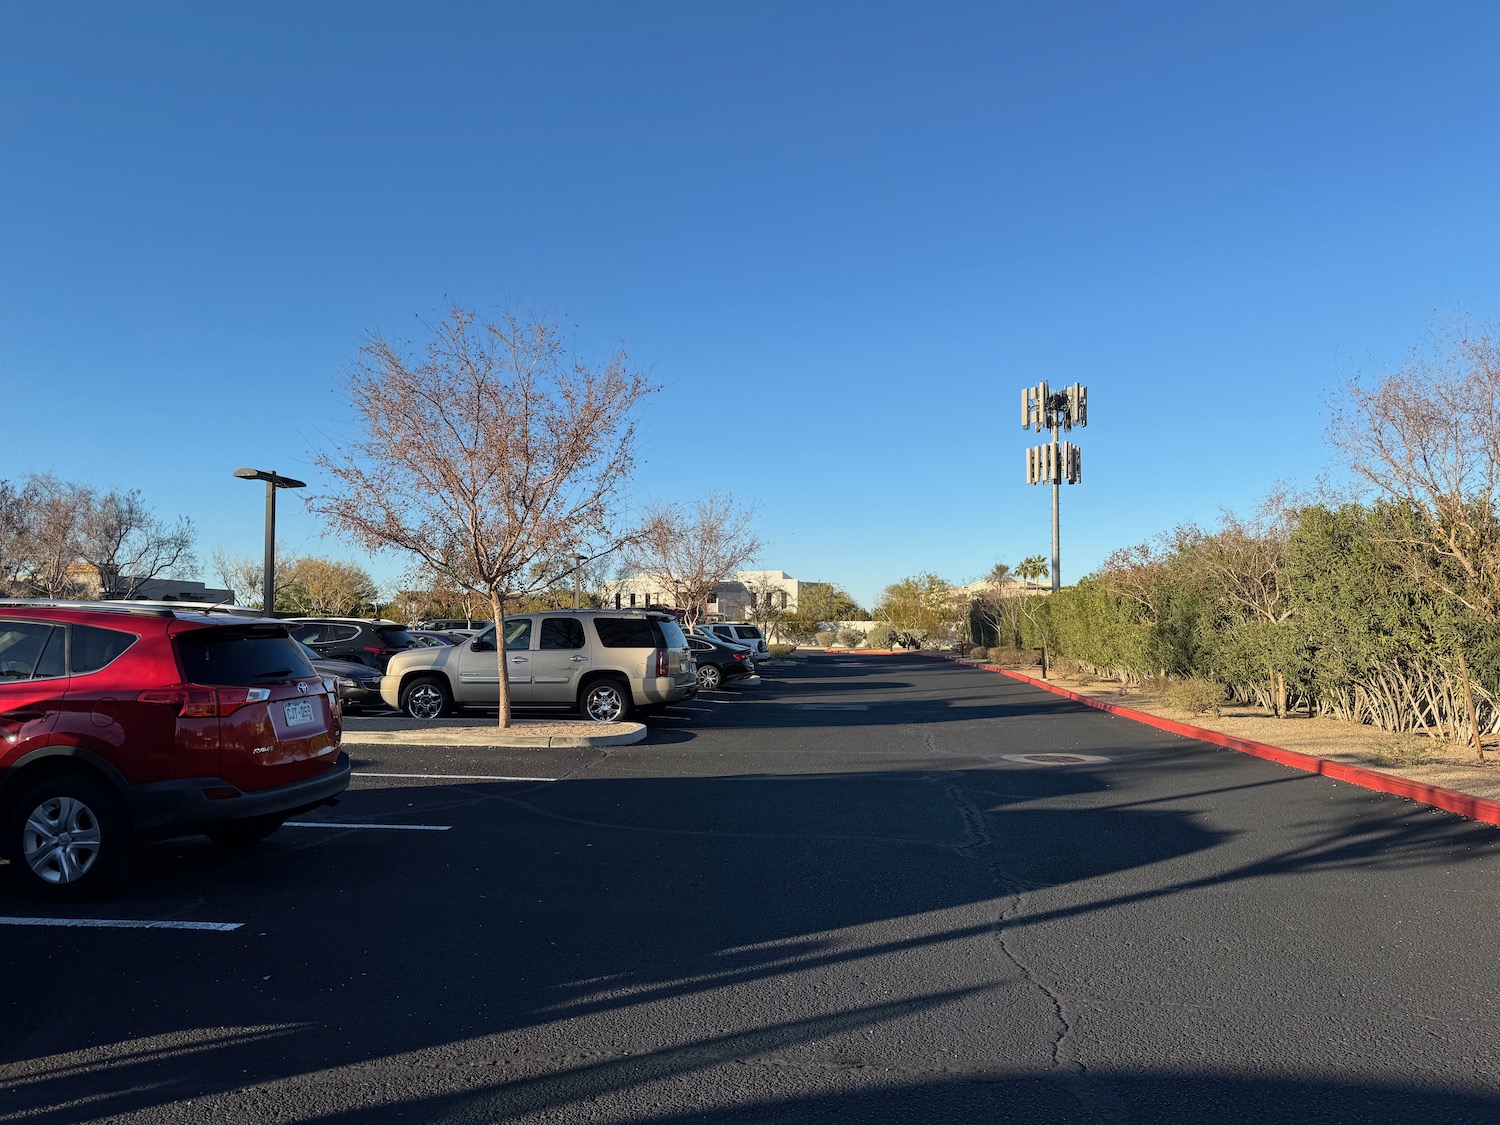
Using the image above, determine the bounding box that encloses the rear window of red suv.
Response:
[176,626,317,686]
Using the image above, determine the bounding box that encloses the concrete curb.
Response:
[341,721,647,750]
[941,655,1500,829]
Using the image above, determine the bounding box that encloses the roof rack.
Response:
[0,598,264,619]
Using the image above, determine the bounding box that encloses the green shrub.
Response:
[866,624,897,649]
[814,630,837,648]
[1163,676,1224,717]
[837,627,867,649]
[767,643,797,658]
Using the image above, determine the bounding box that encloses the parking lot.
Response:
[5,652,1500,1123]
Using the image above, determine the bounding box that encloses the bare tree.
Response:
[19,474,88,597]
[623,492,760,622]
[77,488,196,599]
[0,480,30,594]
[1331,323,1500,757]
[212,547,293,607]
[309,303,656,727]
[743,573,787,640]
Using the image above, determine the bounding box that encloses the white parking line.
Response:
[0,916,242,932]
[674,705,713,712]
[353,772,556,783]
[284,821,452,831]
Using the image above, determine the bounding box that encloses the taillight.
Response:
[655,647,668,676]
[733,652,746,662]
[137,686,271,717]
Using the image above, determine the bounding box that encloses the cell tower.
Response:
[1021,381,1087,593]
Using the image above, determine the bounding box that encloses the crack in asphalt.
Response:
[938,757,1132,1125]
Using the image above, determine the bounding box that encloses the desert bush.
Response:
[986,646,1038,666]
[895,628,928,649]
[968,645,989,659]
[837,627,867,649]
[767,643,797,658]
[866,624,897,649]
[1367,734,1436,768]
[1163,676,1225,716]
[815,630,837,648]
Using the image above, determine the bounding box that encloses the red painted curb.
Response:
[946,656,1500,829]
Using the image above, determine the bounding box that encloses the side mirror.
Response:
[471,637,495,653]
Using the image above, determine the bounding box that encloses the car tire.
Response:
[203,814,287,847]
[6,773,134,901]
[401,677,453,720]
[697,663,724,690]
[580,679,631,723]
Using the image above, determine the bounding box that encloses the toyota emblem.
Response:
[297,682,310,695]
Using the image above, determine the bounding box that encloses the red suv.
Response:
[0,601,349,900]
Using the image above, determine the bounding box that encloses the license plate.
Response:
[283,698,316,727]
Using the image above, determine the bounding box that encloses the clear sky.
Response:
[4,2,1498,611]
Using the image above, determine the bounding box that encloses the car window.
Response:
[292,624,324,644]
[733,627,762,642]
[658,620,689,649]
[377,626,415,648]
[177,627,317,685]
[594,617,656,648]
[0,622,57,681]
[540,618,585,650]
[33,627,66,679]
[70,624,139,675]
[329,625,361,643]
[503,618,533,650]
[688,638,713,653]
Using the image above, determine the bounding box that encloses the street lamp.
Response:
[233,468,307,615]
[573,554,588,609]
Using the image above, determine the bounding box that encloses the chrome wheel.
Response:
[582,682,626,723]
[23,796,102,885]
[697,664,723,690]
[403,681,448,720]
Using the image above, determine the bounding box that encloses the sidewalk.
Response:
[341,718,646,749]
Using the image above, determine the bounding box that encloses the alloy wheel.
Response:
[22,796,102,885]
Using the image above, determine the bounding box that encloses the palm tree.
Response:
[985,561,1012,589]
[1017,554,1050,591]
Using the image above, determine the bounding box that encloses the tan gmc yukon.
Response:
[379,610,697,722]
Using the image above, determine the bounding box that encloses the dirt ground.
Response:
[992,662,1500,802]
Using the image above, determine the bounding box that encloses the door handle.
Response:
[570,655,588,663]
[511,656,529,663]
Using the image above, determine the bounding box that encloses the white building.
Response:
[599,569,802,620]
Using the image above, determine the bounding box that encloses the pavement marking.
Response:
[0,916,243,932]
[674,705,713,712]
[793,703,871,711]
[1001,753,1112,765]
[353,771,557,783]
[284,821,453,831]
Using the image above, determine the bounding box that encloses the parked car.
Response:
[0,599,348,900]
[407,630,462,648]
[693,622,771,662]
[686,633,758,690]
[297,641,386,712]
[416,619,492,632]
[381,609,697,722]
[286,618,418,670]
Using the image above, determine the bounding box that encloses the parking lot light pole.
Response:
[573,554,588,609]
[233,468,307,615]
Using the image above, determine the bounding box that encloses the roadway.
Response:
[2,652,1499,1123]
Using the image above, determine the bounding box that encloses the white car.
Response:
[692,622,770,662]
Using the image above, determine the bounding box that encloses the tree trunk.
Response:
[1274,672,1288,719]
[490,591,511,729]
[1458,645,1483,761]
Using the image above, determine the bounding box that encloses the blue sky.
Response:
[4,2,1498,610]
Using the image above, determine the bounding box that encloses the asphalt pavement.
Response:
[3,652,1500,1123]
